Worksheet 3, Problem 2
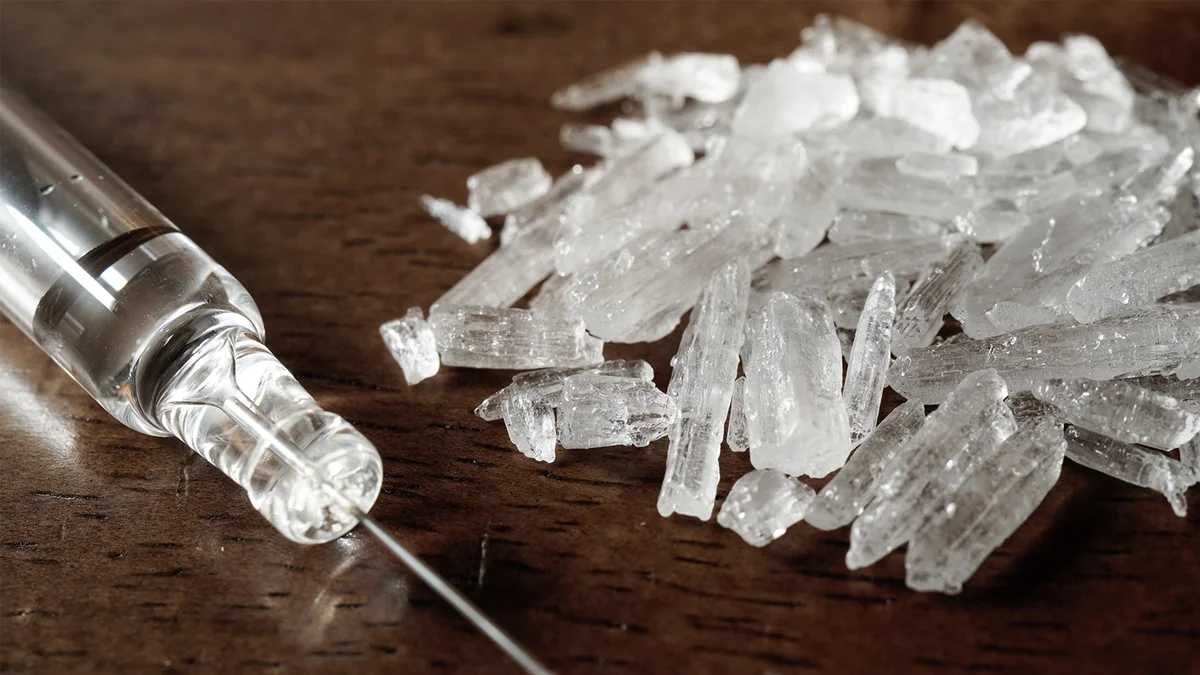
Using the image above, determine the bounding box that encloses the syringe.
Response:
[0,87,550,675]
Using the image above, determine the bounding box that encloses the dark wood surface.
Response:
[2,2,1200,673]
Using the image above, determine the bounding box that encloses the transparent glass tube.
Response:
[0,88,382,543]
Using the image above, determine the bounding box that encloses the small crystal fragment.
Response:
[906,418,1066,594]
[1060,35,1136,134]
[419,195,491,244]
[806,399,926,531]
[1065,229,1200,324]
[726,376,749,452]
[890,307,1200,403]
[638,53,741,104]
[843,273,897,445]
[950,201,1029,244]
[502,165,590,245]
[847,369,1011,568]
[827,209,945,245]
[502,391,556,463]
[716,469,815,547]
[732,60,859,138]
[895,152,979,181]
[1032,379,1200,451]
[379,307,440,385]
[876,78,981,149]
[659,262,750,520]
[429,304,603,370]
[744,291,850,478]
[552,52,662,111]
[475,360,654,422]
[557,374,677,449]
[559,118,667,159]
[892,242,983,354]
[467,158,553,218]
[528,274,575,316]
[1065,426,1197,516]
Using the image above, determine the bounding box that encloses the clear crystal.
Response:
[890,306,1200,403]
[379,307,440,385]
[557,374,677,449]
[467,158,553,218]
[1005,391,1060,422]
[501,166,590,246]
[1032,379,1200,450]
[429,304,603,369]
[502,390,556,463]
[895,151,979,181]
[1060,35,1136,134]
[893,242,983,354]
[716,469,816,547]
[827,209,945,245]
[950,201,1030,244]
[847,369,1011,569]
[638,53,741,104]
[726,375,749,452]
[744,291,850,478]
[844,273,897,445]
[551,52,662,111]
[732,60,859,138]
[1065,229,1200,324]
[816,117,953,158]
[475,360,654,422]
[1065,425,1198,516]
[833,160,974,219]
[876,78,981,149]
[528,273,575,316]
[419,195,491,244]
[659,262,750,520]
[906,418,1066,593]
[806,399,926,531]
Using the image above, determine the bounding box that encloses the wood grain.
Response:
[2,2,1199,673]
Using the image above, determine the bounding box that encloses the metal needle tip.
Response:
[355,511,554,675]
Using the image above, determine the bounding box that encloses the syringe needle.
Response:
[355,511,555,675]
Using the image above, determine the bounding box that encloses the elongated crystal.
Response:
[1065,426,1198,516]
[834,161,974,220]
[846,369,1009,568]
[806,399,926,531]
[475,360,654,421]
[501,165,589,245]
[906,418,1066,594]
[638,53,741,104]
[1065,229,1200,323]
[502,390,556,463]
[429,305,603,370]
[716,469,815,547]
[1118,374,1200,406]
[744,291,850,478]
[816,117,952,158]
[659,262,750,520]
[557,374,677,449]
[732,60,859,138]
[552,52,662,111]
[467,158,553,218]
[528,273,575,315]
[890,306,1200,403]
[420,195,491,244]
[877,78,981,149]
[950,201,1029,244]
[379,307,440,385]
[1032,379,1200,450]
[827,209,945,245]
[844,273,896,445]
[726,376,749,452]
[895,152,979,181]
[892,242,983,354]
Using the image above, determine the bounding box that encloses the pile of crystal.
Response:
[380,15,1200,594]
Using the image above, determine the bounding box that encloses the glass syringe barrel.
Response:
[0,88,382,543]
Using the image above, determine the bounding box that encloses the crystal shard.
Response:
[475,360,654,421]
[827,210,945,245]
[876,78,981,149]
[744,291,850,478]
[1060,35,1135,134]
[551,52,662,111]
[659,262,750,520]
[726,376,749,452]
[833,161,974,220]
[892,242,983,354]
[732,60,859,138]
[528,273,574,315]
[1065,229,1200,324]
[467,158,553,218]
[895,152,979,181]
[1032,379,1200,451]
[639,53,741,104]
[379,307,440,385]
[950,201,1029,244]
[1065,426,1197,516]
[502,390,556,463]
[843,273,896,445]
[420,195,491,244]
[847,369,1009,569]
[889,306,1200,403]
[557,374,677,449]
[501,165,589,245]
[906,418,1066,594]
[806,399,926,531]
[717,469,816,547]
[429,304,603,369]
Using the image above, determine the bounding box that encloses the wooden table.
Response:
[2,2,1199,673]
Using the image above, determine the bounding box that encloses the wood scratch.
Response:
[477,525,490,591]
[176,453,193,501]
